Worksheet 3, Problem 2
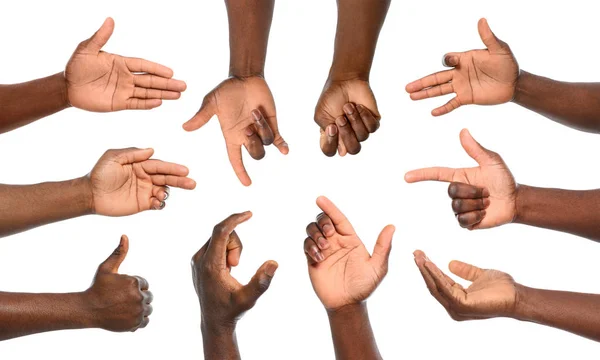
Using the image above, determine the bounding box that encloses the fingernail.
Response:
[442,55,449,67]
[343,103,355,115]
[265,262,277,277]
[282,142,289,148]
[335,116,347,127]
[163,191,169,201]
[356,104,364,112]
[252,110,262,123]
[317,237,329,250]
[312,246,324,262]
[322,224,333,235]
[245,127,254,136]
[327,125,338,136]
[159,201,165,210]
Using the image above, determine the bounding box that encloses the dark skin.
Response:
[315,0,390,157]
[414,250,600,342]
[405,129,600,241]
[406,18,600,134]
[191,212,278,360]
[0,235,153,341]
[0,147,196,238]
[304,196,394,360]
[0,18,186,135]
[184,0,287,186]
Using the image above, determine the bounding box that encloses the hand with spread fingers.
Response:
[192,212,278,360]
[314,80,381,157]
[65,17,187,112]
[405,129,517,230]
[405,18,519,116]
[90,147,196,216]
[413,250,517,321]
[183,76,287,186]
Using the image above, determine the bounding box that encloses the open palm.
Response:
[406,18,519,116]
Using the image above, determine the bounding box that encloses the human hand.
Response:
[183,76,288,186]
[89,147,196,216]
[405,18,519,116]
[304,196,394,310]
[314,79,381,157]
[191,212,278,331]
[83,235,153,332]
[65,18,187,112]
[413,250,518,320]
[405,129,517,230]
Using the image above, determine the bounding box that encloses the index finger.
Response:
[125,57,174,78]
[315,196,355,235]
[205,212,252,264]
[404,167,456,183]
[141,160,190,176]
[227,144,252,186]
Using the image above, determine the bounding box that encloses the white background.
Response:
[1,0,600,358]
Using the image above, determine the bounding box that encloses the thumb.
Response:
[478,18,504,53]
[104,147,154,165]
[183,95,215,131]
[98,235,129,273]
[370,225,395,273]
[459,129,498,166]
[235,261,278,309]
[449,260,484,282]
[83,17,115,53]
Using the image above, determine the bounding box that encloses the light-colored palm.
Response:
[450,269,517,318]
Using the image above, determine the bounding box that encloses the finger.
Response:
[449,260,485,282]
[478,18,504,53]
[432,96,461,116]
[320,125,339,157]
[459,129,499,166]
[142,290,154,304]
[227,145,252,186]
[457,211,486,228]
[125,58,174,78]
[142,160,189,176]
[226,231,243,267]
[110,147,154,165]
[306,222,329,250]
[82,17,114,53]
[133,75,187,92]
[448,182,490,199]
[405,70,453,93]
[343,103,369,142]
[125,98,163,110]
[442,52,461,67]
[251,109,275,146]
[183,95,215,131]
[132,87,182,100]
[356,104,380,133]
[244,125,266,160]
[424,260,460,302]
[143,304,153,317]
[451,198,490,214]
[338,141,348,157]
[335,116,361,155]
[136,317,150,330]
[234,261,278,310]
[205,212,252,264]
[315,196,355,235]
[413,250,451,309]
[133,276,149,291]
[409,83,454,101]
[150,197,165,210]
[150,175,196,189]
[404,167,456,183]
[98,235,129,273]
[370,225,395,273]
[303,237,324,263]
[316,212,335,237]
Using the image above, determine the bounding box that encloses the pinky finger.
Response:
[150,197,166,210]
[126,98,162,110]
[432,97,461,117]
[456,210,486,228]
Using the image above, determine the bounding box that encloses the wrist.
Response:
[228,63,265,79]
[55,71,72,109]
[512,70,532,104]
[511,284,536,322]
[327,66,370,82]
[73,176,95,215]
[513,184,531,224]
[201,316,237,337]
[68,291,99,329]
[327,302,368,321]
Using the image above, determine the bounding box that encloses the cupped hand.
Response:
[191,212,278,330]
[314,79,381,157]
[413,250,518,320]
[405,129,517,230]
[405,18,519,116]
[303,196,395,310]
[183,76,288,186]
[66,17,187,112]
[84,235,153,332]
[89,147,196,216]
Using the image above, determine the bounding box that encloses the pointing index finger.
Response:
[316,196,355,235]
[404,167,457,183]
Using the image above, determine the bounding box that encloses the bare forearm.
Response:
[225,0,275,77]
[0,291,94,341]
[0,177,93,238]
[513,285,600,342]
[329,0,391,81]
[513,71,600,133]
[0,72,70,134]
[328,303,382,360]
[201,321,240,360]
[514,185,600,242]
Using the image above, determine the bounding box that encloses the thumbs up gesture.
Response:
[84,235,153,332]
[65,17,187,112]
[405,129,518,230]
[405,18,519,116]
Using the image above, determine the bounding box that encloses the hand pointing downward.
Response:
[405,129,517,230]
